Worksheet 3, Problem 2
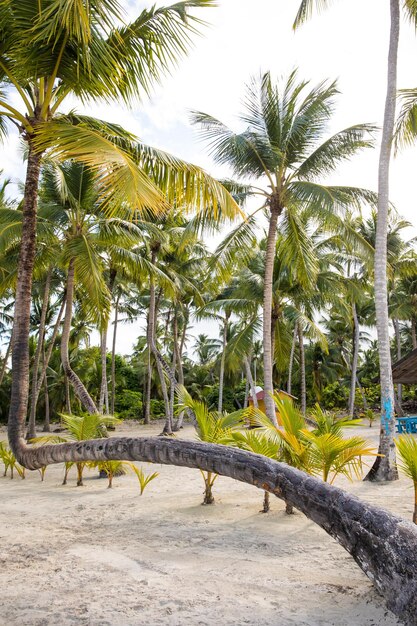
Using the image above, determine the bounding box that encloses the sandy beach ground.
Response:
[0,420,411,626]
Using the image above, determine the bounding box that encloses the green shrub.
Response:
[115,390,143,420]
[150,399,165,418]
[322,382,348,409]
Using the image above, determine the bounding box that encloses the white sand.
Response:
[0,421,411,626]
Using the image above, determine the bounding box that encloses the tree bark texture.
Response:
[27,270,52,439]
[348,302,360,419]
[61,260,98,415]
[99,327,109,414]
[394,318,402,407]
[244,356,258,408]
[110,294,120,416]
[173,311,187,431]
[263,205,280,426]
[8,143,42,446]
[0,336,12,386]
[367,0,399,481]
[7,434,417,625]
[218,314,229,413]
[298,324,306,416]
[287,322,298,396]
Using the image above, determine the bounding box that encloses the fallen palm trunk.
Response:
[10,436,417,625]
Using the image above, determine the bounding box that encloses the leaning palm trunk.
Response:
[298,324,306,416]
[263,203,280,426]
[367,0,399,481]
[144,312,152,425]
[7,431,417,626]
[218,314,229,413]
[27,270,52,439]
[61,260,98,415]
[0,336,12,386]
[287,322,298,396]
[348,302,360,418]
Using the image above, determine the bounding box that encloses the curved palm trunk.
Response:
[0,337,12,386]
[367,0,399,482]
[27,270,52,439]
[61,260,98,415]
[7,433,417,626]
[218,314,229,413]
[298,324,306,416]
[110,294,120,416]
[287,322,298,396]
[263,205,280,425]
[8,143,42,447]
[348,302,360,419]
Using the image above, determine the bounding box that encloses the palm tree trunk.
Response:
[27,270,52,439]
[169,324,177,427]
[393,317,403,409]
[263,205,280,426]
[366,0,399,481]
[64,374,71,414]
[61,259,98,414]
[298,324,306,416]
[8,142,42,447]
[0,337,12,386]
[287,322,298,395]
[218,314,229,413]
[110,294,120,416]
[244,356,258,408]
[35,297,65,401]
[42,344,50,432]
[148,275,171,434]
[99,327,108,414]
[173,312,186,431]
[8,435,417,626]
[411,317,417,350]
[243,377,249,408]
[348,302,360,419]
[144,311,152,425]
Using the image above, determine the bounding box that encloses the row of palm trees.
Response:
[1,0,417,489]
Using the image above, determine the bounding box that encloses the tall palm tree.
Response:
[192,71,375,424]
[293,0,415,482]
[3,0,240,462]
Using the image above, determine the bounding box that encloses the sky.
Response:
[2,0,417,356]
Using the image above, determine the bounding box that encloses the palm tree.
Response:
[4,0,239,464]
[293,0,408,483]
[192,71,375,424]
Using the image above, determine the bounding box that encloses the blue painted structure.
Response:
[396,417,417,434]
